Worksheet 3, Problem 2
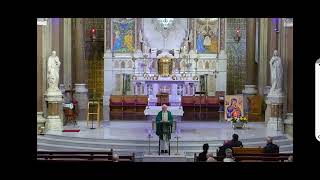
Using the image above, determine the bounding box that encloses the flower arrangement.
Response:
[230,116,248,124]
[239,116,248,123]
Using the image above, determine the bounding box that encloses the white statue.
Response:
[47,50,61,92]
[182,39,189,54]
[143,44,149,55]
[269,50,283,96]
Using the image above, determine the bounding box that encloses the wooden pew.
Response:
[232,147,264,155]
[37,151,135,162]
[123,95,136,111]
[194,153,292,162]
[235,156,290,162]
[37,150,113,156]
[110,95,123,112]
[206,96,220,110]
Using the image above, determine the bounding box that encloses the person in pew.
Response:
[228,134,243,148]
[206,152,217,162]
[197,143,209,161]
[216,140,230,159]
[263,136,279,154]
[223,148,235,162]
[156,104,173,154]
[112,154,119,162]
[207,157,217,162]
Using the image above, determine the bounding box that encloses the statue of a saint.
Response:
[47,50,61,92]
[182,38,189,54]
[269,50,283,96]
[143,44,149,55]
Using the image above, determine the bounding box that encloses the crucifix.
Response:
[213,69,219,78]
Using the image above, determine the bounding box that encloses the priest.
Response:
[156,104,173,154]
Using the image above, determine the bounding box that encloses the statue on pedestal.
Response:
[269,50,283,96]
[47,50,61,92]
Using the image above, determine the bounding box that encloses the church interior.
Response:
[37,18,293,162]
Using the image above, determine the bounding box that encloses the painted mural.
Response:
[195,18,219,54]
[112,18,135,53]
[224,95,244,120]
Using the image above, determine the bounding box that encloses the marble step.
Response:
[37,143,292,153]
[38,134,289,144]
[37,138,292,150]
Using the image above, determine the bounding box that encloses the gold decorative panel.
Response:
[88,59,104,98]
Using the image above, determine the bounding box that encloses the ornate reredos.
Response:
[151,18,178,39]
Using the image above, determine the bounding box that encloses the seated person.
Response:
[197,143,209,162]
[217,140,230,159]
[223,148,235,162]
[206,152,217,162]
[228,134,243,148]
[263,136,279,153]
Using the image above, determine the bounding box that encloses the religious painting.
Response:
[195,18,219,54]
[224,95,244,120]
[111,18,136,53]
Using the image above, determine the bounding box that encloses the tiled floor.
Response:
[48,120,285,141]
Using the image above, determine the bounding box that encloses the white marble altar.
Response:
[144,106,184,116]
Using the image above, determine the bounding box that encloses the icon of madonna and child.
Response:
[224,96,244,120]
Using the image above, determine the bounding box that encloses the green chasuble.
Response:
[156,111,173,140]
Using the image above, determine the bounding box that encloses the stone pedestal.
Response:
[266,94,284,132]
[74,83,88,120]
[242,85,258,113]
[45,91,63,131]
[264,86,271,123]
[37,112,46,133]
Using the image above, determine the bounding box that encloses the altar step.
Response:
[37,134,293,160]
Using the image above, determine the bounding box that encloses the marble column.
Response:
[246,18,257,85]
[280,19,293,117]
[136,18,142,51]
[73,18,88,120]
[258,18,269,96]
[37,24,46,131]
[38,18,52,130]
[242,19,258,117]
[63,18,72,91]
[103,50,113,123]
[37,25,43,113]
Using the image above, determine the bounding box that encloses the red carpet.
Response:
[62,129,80,132]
